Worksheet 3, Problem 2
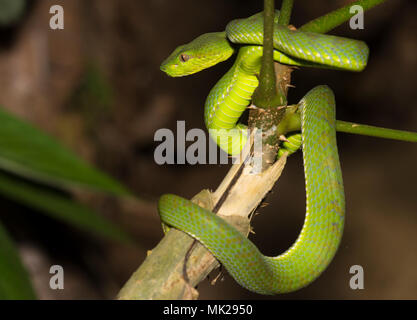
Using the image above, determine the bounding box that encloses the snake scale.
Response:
[158,11,369,294]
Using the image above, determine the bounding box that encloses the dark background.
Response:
[0,0,415,299]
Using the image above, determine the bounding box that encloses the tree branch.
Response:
[278,0,294,26]
[252,0,285,108]
[117,138,288,299]
[250,0,295,169]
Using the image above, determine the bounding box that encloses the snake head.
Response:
[160,32,234,77]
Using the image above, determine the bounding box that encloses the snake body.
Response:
[159,11,368,294]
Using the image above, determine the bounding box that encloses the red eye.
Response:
[179,53,190,62]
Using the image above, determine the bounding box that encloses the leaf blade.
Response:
[0,222,36,300]
[0,172,132,244]
[0,107,130,196]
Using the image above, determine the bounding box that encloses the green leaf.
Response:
[0,0,26,26]
[0,172,132,244]
[0,221,36,300]
[0,107,130,196]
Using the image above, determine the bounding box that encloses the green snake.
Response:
[158,11,368,294]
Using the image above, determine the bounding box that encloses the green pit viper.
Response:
[158,11,369,294]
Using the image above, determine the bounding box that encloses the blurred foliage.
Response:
[0,172,131,243]
[0,103,133,298]
[70,64,114,130]
[0,107,129,195]
[0,0,26,26]
[0,222,35,299]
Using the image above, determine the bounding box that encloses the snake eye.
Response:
[179,53,190,62]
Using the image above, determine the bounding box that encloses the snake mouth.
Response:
[160,63,182,77]
[160,62,201,77]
